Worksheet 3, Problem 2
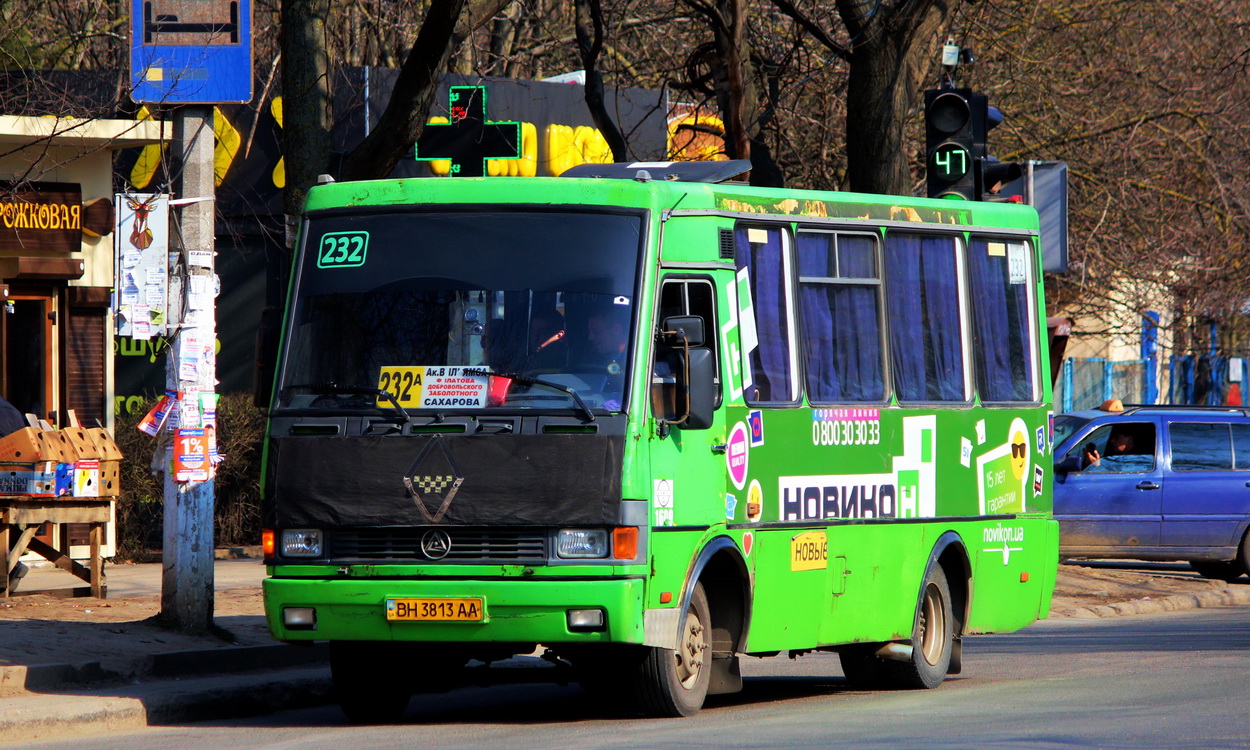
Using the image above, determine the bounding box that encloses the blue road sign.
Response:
[131,0,253,104]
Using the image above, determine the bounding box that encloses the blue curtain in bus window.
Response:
[968,239,1034,401]
[736,227,793,402]
[797,233,883,402]
[885,234,964,401]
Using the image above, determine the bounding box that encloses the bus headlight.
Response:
[556,529,608,558]
[281,529,324,558]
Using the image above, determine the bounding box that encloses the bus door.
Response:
[647,276,724,530]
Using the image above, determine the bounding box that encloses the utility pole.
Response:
[131,0,252,634]
[162,106,217,632]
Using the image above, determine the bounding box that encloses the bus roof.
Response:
[303,168,1040,233]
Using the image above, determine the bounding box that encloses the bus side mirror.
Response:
[684,347,715,430]
[253,306,281,409]
[652,316,715,434]
[661,315,705,347]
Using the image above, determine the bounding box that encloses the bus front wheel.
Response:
[635,581,712,716]
[839,565,954,690]
[330,642,412,724]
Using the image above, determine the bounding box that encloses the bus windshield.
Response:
[276,209,644,414]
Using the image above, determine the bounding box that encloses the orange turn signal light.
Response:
[613,527,638,560]
[262,529,276,558]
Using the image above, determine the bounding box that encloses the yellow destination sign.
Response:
[790,530,828,571]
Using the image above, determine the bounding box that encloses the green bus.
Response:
[260,160,1058,721]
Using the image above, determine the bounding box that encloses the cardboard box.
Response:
[54,462,75,496]
[59,426,101,461]
[38,430,75,463]
[0,461,56,496]
[73,459,100,498]
[86,427,124,461]
[98,459,121,496]
[0,427,68,463]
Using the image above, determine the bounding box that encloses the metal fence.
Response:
[1168,355,1249,407]
[1059,358,1146,412]
[1058,355,1250,412]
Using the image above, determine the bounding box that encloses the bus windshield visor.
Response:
[276,209,644,415]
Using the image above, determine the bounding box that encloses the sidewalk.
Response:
[0,555,332,743]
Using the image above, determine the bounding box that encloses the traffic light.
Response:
[975,105,1023,198]
[978,157,1023,197]
[925,88,985,200]
[926,89,1025,200]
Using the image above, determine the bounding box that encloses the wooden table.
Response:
[1,497,110,599]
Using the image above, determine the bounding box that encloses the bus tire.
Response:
[330,642,412,724]
[840,565,953,690]
[635,581,712,716]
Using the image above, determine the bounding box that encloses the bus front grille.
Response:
[329,528,547,562]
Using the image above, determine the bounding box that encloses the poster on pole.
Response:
[114,193,170,338]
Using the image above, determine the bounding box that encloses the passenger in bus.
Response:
[582,308,629,410]
[526,307,567,371]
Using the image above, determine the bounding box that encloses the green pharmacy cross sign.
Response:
[415,86,521,177]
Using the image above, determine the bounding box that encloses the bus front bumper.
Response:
[263,575,645,644]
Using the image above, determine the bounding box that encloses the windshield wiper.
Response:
[461,369,595,423]
[281,382,410,424]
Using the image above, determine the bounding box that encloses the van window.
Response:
[1068,422,1156,472]
[1170,423,1233,471]
[1233,424,1250,469]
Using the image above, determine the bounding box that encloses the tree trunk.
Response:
[574,0,627,160]
[840,0,957,195]
[280,0,333,233]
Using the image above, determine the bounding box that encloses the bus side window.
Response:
[656,278,721,409]
[735,225,798,404]
[884,233,967,403]
[796,230,885,403]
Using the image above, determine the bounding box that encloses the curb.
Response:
[1054,586,1250,619]
[0,643,327,699]
[0,667,333,743]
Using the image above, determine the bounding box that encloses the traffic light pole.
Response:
[161,105,217,634]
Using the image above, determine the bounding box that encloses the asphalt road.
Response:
[22,605,1250,749]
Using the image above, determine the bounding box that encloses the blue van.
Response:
[1053,405,1250,581]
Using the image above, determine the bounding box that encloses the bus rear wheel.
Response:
[635,581,711,716]
[330,642,412,724]
[839,565,954,690]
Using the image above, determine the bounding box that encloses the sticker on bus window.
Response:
[1007,243,1027,284]
[376,366,490,409]
[317,231,369,268]
[976,418,1030,515]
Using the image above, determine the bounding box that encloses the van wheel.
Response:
[330,642,412,724]
[634,582,711,716]
[1189,559,1245,582]
[840,565,954,690]
[1238,531,1250,579]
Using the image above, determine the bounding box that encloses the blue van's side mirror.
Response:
[1055,454,1083,475]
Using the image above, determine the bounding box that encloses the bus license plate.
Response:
[386,597,485,622]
